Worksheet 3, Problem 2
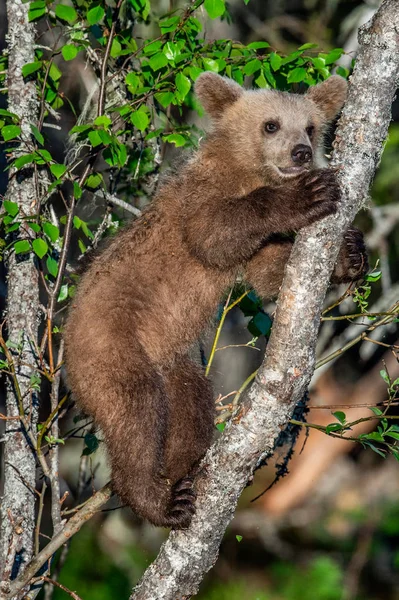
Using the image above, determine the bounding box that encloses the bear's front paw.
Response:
[295,169,341,226]
[332,227,369,283]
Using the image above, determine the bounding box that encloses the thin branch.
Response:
[6,483,113,598]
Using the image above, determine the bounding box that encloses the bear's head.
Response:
[195,72,347,182]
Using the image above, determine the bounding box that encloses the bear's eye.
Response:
[306,125,315,138]
[265,121,279,134]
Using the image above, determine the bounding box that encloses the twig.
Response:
[94,190,142,216]
[0,513,23,595]
[205,290,248,377]
[32,577,83,600]
[7,483,113,598]
[35,482,47,556]
[49,340,65,535]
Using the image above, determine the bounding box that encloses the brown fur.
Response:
[64,74,367,528]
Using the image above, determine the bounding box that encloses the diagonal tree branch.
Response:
[130,1,399,598]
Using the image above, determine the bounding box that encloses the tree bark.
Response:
[130,1,399,598]
[0,0,40,592]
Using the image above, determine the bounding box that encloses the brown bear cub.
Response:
[64,73,368,529]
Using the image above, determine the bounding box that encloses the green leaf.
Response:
[46,256,58,277]
[380,369,390,384]
[88,130,103,147]
[61,44,78,61]
[202,58,219,72]
[31,124,44,145]
[163,42,179,62]
[43,222,59,242]
[362,442,386,458]
[204,0,225,19]
[131,110,149,132]
[110,39,122,59]
[70,124,92,135]
[216,423,226,432]
[82,432,99,455]
[32,238,48,259]
[247,312,272,337]
[35,148,53,164]
[246,41,270,50]
[14,240,31,255]
[236,535,243,542]
[2,125,21,141]
[332,411,346,424]
[86,173,103,189]
[159,16,179,33]
[325,423,344,434]
[243,59,261,76]
[98,129,112,145]
[189,66,203,81]
[28,222,41,233]
[155,91,174,108]
[94,115,112,128]
[298,43,318,50]
[50,164,67,179]
[0,109,19,121]
[57,284,68,302]
[116,143,127,167]
[312,57,326,71]
[363,431,385,443]
[73,182,82,199]
[149,52,168,71]
[269,53,282,71]
[324,48,344,65]
[163,133,186,147]
[3,200,19,217]
[365,270,381,282]
[28,5,46,21]
[336,66,349,79]
[370,406,384,416]
[55,3,78,23]
[87,5,104,25]
[49,63,62,82]
[175,72,191,100]
[287,67,307,84]
[80,220,93,240]
[125,72,140,91]
[255,72,267,88]
[13,154,36,169]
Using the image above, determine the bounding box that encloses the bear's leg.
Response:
[160,355,215,526]
[244,240,293,299]
[97,361,198,529]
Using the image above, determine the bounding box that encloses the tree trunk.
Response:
[130,1,399,598]
[0,0,40,593]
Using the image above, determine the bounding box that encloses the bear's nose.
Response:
[291,144,312,165]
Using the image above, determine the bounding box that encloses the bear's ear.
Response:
[195,72,243,119]
[306,75,348,121]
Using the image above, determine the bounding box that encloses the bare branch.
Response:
[6,483,113,598]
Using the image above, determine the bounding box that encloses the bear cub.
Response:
[64,73,368,529]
